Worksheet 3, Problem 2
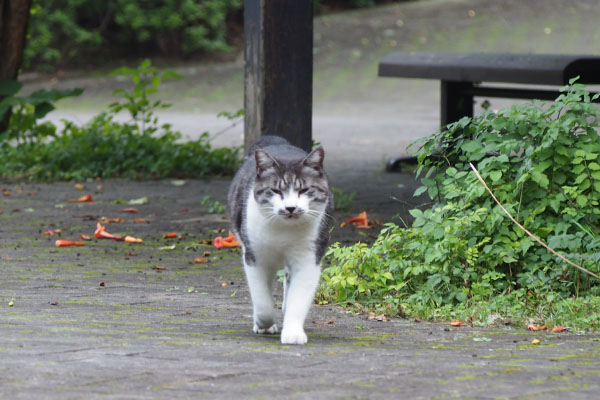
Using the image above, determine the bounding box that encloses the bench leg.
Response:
[441,81,474,126]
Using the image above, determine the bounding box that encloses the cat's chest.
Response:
[245,195,320,249]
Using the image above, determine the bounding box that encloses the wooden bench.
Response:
[378,52,600,170]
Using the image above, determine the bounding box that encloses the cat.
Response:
[227,135,333,345]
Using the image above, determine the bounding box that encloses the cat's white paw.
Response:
[280,327,308,345]
[253,323,278,334]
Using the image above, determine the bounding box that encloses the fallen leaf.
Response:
[367,312,387,322]
[527,324,547,331]
[163,232,178,239]
[3,191,11,197]
[127,252,138,257]
[133,218,147,223]
[312,320,335,325]
[120,208,139,213]
[203,251,212,257]
[450,320,463,327]
[188,286,196,292]
[193,257,209,263]
[153,265,166,270]
[99,281,105,287]
[74,183,85,190]
[79,234,92,241]
[68,194,93,203]
[55,240,85,247]
[9,301,14,307]
[94,222,123,241]
[473,337,492,342]
[213,232,241,248]
[96,185,104,192]
[124,235,143,243]
[98,217,124,224]
[414,317,422,323]
[159,244,176,250]
[552,326,567,332]
[170,180,186,186]
[128,196,149,205]
[340,211,373,229]
[50,301,58,306]
[531,339,541,345]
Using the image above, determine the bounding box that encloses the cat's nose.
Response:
[285,206,296,214]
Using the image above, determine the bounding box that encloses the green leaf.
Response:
[0,80,23,96]
[489,170,502,182]
[588,162,600,171]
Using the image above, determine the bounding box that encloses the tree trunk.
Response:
[0,0,32,133]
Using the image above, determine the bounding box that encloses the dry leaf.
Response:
[55,240,85,247]
[68,194,93,203]
[312,320,335,325]
[153,265,166,270]
[124,235,143,243]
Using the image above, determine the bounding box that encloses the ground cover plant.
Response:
[320,80,600,331]
[0,60,239,181]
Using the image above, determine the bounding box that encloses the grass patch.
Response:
[0,60,240,181]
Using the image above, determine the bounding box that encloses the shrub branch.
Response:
[469,162,600,281]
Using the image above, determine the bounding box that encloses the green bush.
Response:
[321,81,600,328]
[0,60,240,181]
[25,0,242,69]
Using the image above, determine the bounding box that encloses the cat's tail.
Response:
[246,135,290,155]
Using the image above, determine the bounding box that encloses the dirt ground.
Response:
[3,0,600,398]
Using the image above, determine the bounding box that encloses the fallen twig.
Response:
[469,162,599,281]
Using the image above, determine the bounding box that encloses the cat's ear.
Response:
[255,150,278,176]
[302,146,325,172]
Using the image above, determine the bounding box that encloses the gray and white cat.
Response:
[227,135,333,344]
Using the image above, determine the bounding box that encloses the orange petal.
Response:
[43,229,55,236]
[94,222,122,240]
[163,232,178,239]
[221,232,241,248]
[120,208,139,213]
[527,324,540,331]
[213,236,223,249]
[79,234,92,241]
[340,211,372,228]
[68,194,93,203]
[55,240,85,247]
[133,218,147,223]
[193,257,209,263]
[124,235,143,243]
[450,320,462,327]
[552,326,566,332]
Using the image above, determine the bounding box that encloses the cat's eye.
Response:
[271,189,283,196]
[298,188,309,195]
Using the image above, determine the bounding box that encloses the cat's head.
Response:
[253,146,329,222]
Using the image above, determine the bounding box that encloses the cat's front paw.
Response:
[253,323,278,334]
[280,327,308,345]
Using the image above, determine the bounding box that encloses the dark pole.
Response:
[244,0,313,152]
[0,0,32,133]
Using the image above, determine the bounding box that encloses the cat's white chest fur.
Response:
[245,191,320,266]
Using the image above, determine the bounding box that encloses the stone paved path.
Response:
[1,177,599,399]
